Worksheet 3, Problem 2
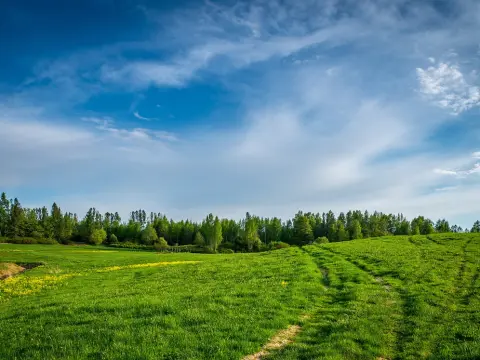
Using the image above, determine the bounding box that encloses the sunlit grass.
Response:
[1,234,479,359]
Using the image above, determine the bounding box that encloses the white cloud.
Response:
[81,116,176,143]
[100,22,358,89]
[435,186,457,192]
[434,169,458,176]
[434,152,480,178]
[417,62,480,115]
[133,111,158,121]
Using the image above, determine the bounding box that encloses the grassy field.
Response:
[1,233,479,359]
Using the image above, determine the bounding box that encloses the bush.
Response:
[315,236,329,244]
[108,242,154,250]
[220,249,234,254]
[193,232,205,246]
[166,245,205,253]
[202,247,216,254]
[153,237,168,251]
[0,237,58,245]
[109,234,119,245]
[31,231,43,239]
[89,229,107,245]
[269,241,290,250]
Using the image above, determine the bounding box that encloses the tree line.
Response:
[0,192,478,252]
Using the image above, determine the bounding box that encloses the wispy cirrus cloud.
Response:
[434,152,480,177]
[81,116,176,142]
[133,111,158,121]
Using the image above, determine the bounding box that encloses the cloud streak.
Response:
[133,111,158,121]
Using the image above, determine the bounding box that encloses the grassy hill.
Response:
[1,233,479,359]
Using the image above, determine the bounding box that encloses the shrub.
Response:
[202,247,216,254]
[109,242,154,250]
[89,229,107,245]
[153,237,168,251]
[109,234,119,245]
[0,237,58,245]
[141,225,158,245]
[220,249,234,254]
[193,232,205,246]
[315,236,329,244]
[269,241,290,250]
[31,231,43,239]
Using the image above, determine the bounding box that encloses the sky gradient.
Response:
[1,0,479,227]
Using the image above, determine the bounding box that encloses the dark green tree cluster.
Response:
[0,192,475,251]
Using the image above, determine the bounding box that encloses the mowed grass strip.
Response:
[0,245,322,360]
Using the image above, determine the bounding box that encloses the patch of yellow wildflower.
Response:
[281,281,288,287]
[96,261,200,273]
[0,274,74,296]
[0,261,200,298]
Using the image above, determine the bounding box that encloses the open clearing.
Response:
[1,233,479,359]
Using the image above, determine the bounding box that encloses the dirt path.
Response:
[0,263,25,280]
[242,325,301,360]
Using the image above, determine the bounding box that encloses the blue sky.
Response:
[1,0,479,227]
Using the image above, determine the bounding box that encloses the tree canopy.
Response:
[0,191,475,252]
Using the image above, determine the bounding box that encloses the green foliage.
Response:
[153,237,168,251]
[89,228,107,245]
[0,190,476,252]
[471,220,480,233]
[243,214,260,251]
[269,241,291,249]
[349,219,363,239]
[0,237,57,245]
[412,225,420,235]
[141,224,158,245]
[109,233,119,244]
[212,216,223,252]
[219,248,234,254]
[314,236,329,244]
[193,231,205,246]
[336,221,348,242]
[293,212,314,245]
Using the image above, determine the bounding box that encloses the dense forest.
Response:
[1,192,479,252]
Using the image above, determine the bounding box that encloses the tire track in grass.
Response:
[425,235,443,246]
[429,238,475,358]
[242,325,302,360]
[242,248,325,360]
[322,246,440,360]
[317,247,403,360]
[463,265,479,306]
[328,239,471,360]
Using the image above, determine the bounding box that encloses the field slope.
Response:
[1,233,480,359]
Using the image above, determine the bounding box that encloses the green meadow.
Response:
[1,233,480,359]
